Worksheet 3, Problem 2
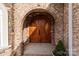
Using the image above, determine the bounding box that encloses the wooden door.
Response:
[29,16,51,43]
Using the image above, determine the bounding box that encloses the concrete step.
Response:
[23,43,53,56]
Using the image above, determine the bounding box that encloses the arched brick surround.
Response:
[22,9,55,47]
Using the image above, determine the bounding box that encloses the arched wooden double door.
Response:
[29,15,51,43]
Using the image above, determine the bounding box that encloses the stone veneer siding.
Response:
[72,4,79,56]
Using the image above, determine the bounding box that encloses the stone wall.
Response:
[4,3,14,46]
[72,3,79,56]
[49,4,64,44]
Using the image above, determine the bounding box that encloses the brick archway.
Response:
[22,9,56,47]
[23,9,55,46]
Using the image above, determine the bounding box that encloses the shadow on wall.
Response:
[11,42,24,56]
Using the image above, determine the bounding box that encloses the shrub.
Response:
[53,40,66,56]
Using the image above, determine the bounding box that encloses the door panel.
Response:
[29,20,40,43]
[29,16,51,43]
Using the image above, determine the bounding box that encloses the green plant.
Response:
[53,40,66,56]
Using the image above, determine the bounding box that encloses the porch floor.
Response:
[23,43,53,56]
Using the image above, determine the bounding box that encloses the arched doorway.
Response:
[23,9,55,55]
[23,10,55,45]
